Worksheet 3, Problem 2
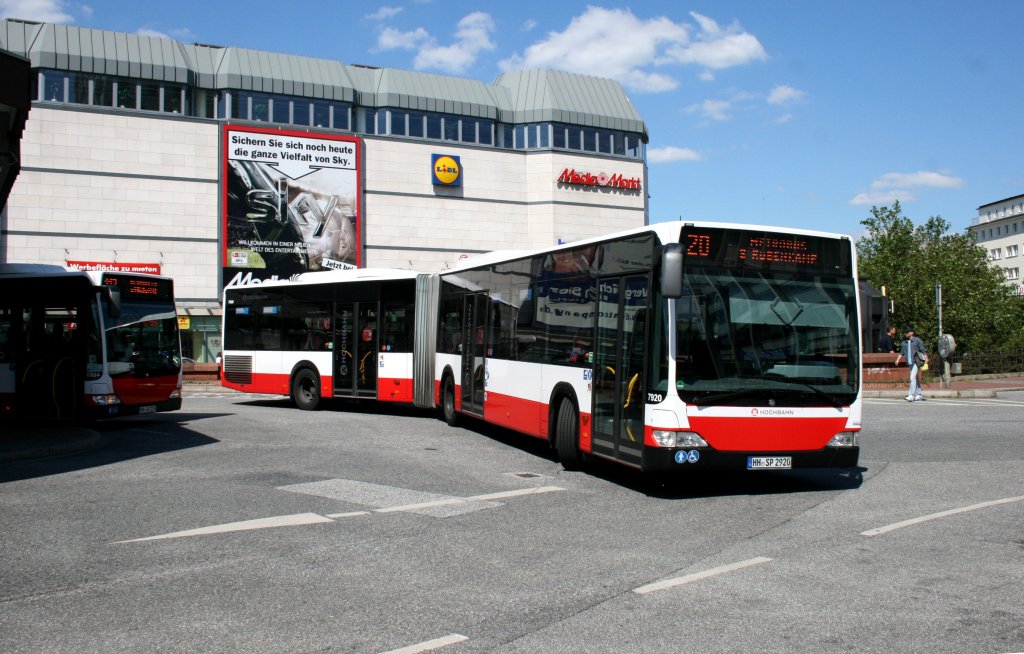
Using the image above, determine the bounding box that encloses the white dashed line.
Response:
[377,633,468,654]
[861,495,1024,537]
[632,557,773,595]
[117,512,334,543]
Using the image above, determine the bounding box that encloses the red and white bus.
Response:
[220,222,862,473]
[220,269,417,407]
[424,222,862,471]
[0,264,183,420]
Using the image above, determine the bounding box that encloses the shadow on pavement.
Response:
[0,412,226,484]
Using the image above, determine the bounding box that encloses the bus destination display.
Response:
[102,273,173,300]
[682,228,850,275]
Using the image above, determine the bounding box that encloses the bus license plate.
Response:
[747,456,791,470]
[139,405,156,414]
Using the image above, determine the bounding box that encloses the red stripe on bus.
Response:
[483,390,546,438]
[221,372,291,396]
[112,375,181,405]
[686,416,848,451]
[377,377,413,403]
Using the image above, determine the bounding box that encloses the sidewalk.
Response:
[4,376,1023,464]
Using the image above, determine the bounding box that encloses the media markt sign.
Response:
[557,168,642,192]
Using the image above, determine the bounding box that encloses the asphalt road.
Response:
[1,393,1022,654]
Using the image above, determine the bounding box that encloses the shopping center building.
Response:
[0,18,649,362]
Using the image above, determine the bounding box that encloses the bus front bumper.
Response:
[642,446,860,472]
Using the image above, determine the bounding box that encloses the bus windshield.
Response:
[103,296,181,376]
[673,269,859,407]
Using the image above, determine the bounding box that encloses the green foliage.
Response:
[857,201,1024,352]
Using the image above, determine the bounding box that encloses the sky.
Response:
[3,0,1023,239]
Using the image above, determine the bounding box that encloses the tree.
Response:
[857,201,1024,352]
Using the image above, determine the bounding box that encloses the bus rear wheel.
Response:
[442,375,459,426]
[292,369,321,411]
[555,397,584,470]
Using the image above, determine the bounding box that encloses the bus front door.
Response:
[333,302,378,398]
[591,275,648,466]
[459,292,487,417]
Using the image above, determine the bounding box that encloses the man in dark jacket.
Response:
[894,326,927,401]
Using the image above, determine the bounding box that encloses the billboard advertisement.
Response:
[222,125,361,288]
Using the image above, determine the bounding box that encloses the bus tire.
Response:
[292,368,321,411]
[555,397,583,470]
[442,375,459,426]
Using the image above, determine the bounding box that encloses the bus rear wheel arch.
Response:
[291,367,321,411]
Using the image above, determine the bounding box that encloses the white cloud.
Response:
[522,19,537,31]
[647,146,702,163]
[499,7,765,94]
[0,0,72,22]
[365,6,403,21]
[688,99,732,121]
[664,12,767,70]
[376,26,431,51]
[413,12,495,74]
[870,171,965,190]
[767,84,806,105]
[136,27,169,39]
[850,170,965,205]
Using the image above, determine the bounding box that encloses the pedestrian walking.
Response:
[894,326,928,401]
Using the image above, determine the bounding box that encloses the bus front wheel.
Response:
[555,397,583,470]
[442,375,459,426]
[292,369,321,411]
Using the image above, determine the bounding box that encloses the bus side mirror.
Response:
[660,243,684,299]
[106,287,122,319]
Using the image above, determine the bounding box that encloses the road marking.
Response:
[378,634,468,654]
[632,557,772,595]
[117,513,334,543]
[861,495,1024,537]
[467,486,565,501]
[324,511,371,519]
[118,485,566,542]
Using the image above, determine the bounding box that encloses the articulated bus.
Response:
[425,222,861,471]
[220,222,861,473]
[0,264,183,421]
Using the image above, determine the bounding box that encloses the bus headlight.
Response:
[828,431,858,447]
[169,387,181,399]
[88,394,122,406]
[651,430,708,448]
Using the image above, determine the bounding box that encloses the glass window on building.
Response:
[499,123,513,149]
[460,118,477,143]
[293,100,310,126]
[40,70,65,102]
[553,123,566,149]
[611,131,624,155]
[140,80,161,111]
[426,113,442,140]
[407,111,424,137]
[478,118,493,145]
[567,126,581,150]
[94,76,114,107]
[312,100,330,128]
[68,72,88,104]
[248,93,270,121]
[331,102,351,130]
[116,80,138,109]
[270,96,289,123]
[443,115,459,141]
[597,129,612,154]
[385,109,403,135]
[165,87,185,114]
[514,124,526,149]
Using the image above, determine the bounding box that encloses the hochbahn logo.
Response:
[557,168,642,191]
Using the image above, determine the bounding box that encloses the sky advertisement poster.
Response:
[222,125,361,288]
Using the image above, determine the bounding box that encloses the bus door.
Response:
[591,275,649,465]
[460,292,488,417]
[333,301,378,397]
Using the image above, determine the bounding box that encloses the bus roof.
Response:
[225,268,421,291]
[443,220,853,274]
[0,263,83,277]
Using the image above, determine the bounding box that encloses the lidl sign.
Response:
[431,154,462,186]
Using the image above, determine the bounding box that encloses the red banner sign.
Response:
[67,261,162,275]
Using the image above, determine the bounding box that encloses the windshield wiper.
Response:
[692,389,765,406]
[779,380,844,409]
